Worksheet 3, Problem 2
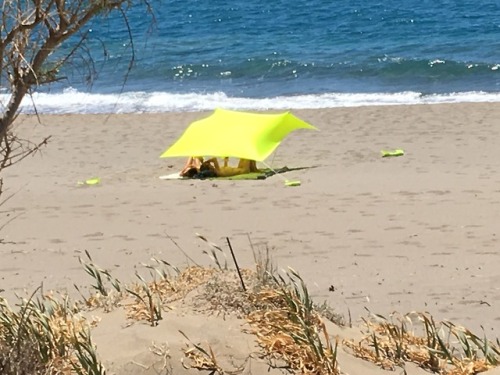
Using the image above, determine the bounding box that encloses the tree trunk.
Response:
[0,83,29,139]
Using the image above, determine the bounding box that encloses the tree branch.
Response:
[0,0,151,176]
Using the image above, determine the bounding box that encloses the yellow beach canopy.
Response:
[160,108,317,162]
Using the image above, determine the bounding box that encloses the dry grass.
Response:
[344,311,500,375]
[179,330,224,374]
[245,270,340,375]
[125,266,217,324]
[0,290,102,375]
[1,243,499,375]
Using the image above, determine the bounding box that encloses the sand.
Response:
[2,103,500,373]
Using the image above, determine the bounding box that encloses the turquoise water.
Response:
[6,0,500,113]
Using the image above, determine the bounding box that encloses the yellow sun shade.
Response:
[160,108,317,162]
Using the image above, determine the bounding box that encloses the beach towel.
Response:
[159,166,305,181]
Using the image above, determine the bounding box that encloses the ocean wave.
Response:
[76,54,500,98]
[365,56,500,78]
[1,88,500,114]
[121,56,500,83]
[26,0,499,101]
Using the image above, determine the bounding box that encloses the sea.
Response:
[4,0,500,114]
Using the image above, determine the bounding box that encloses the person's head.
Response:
[184,167,198,178]
[197,160,218,178]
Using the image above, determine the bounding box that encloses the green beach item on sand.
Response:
[381,149,405,157]
[225,166,302,187]
[160,166,309,189]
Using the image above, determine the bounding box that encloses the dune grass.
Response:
[344,311,500,375]
[245,268,340,374]
[0,288,103,374]
[0,237,499,374]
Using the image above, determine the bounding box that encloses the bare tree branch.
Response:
[0,0,153,214]
[1,0,151,166]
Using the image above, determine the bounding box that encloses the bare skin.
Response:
[180,156,203,177]
[203,157,259,177]
[237,158,260,173]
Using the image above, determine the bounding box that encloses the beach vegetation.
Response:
[344,311,500,375]
[0,287,102,374]
[179,330,225,374]
[245,268,340,374]
[0,238,499,374]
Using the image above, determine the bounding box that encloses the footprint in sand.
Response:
[83,232,104,238]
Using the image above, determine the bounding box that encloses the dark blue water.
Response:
[7,0,500,113]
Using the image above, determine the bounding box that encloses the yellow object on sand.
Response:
[285,180,301,187]
[86,177,100,185]
[160,108,317,162]
[381,149,405,157]
[78,177,101,186]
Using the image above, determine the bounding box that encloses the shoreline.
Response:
[2,102,500,340]
[7,90,500,115]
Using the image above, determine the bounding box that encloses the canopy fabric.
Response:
[160,108,317,162]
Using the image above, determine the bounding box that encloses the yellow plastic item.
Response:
[78,177,100,186]
[285,180,301,187]
[381,149,405,157]
[160,108,317,162]
[85,177,100,185]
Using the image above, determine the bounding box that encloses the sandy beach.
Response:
[2,103,500,373]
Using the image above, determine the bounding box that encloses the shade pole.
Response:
[261,160,288,182]
[226,237,246,292]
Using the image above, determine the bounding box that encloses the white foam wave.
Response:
[1,88,500,114]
